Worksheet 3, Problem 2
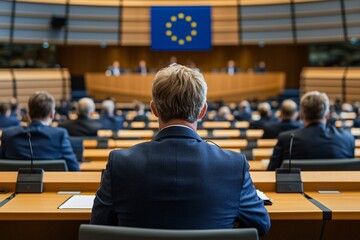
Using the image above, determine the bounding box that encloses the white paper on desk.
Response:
[256,190,270,201]
[59,195,95,209]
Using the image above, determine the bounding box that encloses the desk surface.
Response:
[307,191,360,220]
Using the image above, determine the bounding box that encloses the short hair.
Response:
[300,91,329,122]
[28,91,55,120]
[78,98,95,117]
[258,102,271,118]
[102,100,115,114]
[280,99,297,119]
[152,64,207,123]
[0,103,10,115]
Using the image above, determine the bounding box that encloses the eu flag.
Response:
[151,6,212,51]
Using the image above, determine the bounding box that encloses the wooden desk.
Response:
[84,149,113,161]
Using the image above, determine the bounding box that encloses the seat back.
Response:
[78,225,258,240]
[69,137,84,162]
[0,159,69,171]
[280,158,360,171]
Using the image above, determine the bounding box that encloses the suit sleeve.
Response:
[60,130,79,171]
[91,152,117,225]
[238,160,271,236]
[267,139,283,171]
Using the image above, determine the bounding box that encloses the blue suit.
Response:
[91,126,270,236]
[0,121,79,171]
[0,115,20,129]
[262,120,302,139]
[99,114,124,131]
[267,122,355,170]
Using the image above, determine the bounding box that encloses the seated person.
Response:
[0,103,20,129]
[233,100,252,121]
[353,108,360,128]
[0,91,79,171]
[267,91,355,171]
[249,102,278,129]
[132,101,149,122]
[59,98,102,136]
[55,98,71,121]
[91,64,270,236]
[105,61,124,76]
[213,106,232,121]
[262,99,302,139]
[222,60,241,75]
[255,61,266,73]
[99,100,124,131]
[136,60,149,75]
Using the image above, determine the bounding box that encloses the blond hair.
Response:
[152,64,207,123]
[300,91,329,122]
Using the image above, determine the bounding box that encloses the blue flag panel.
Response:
[151,6,212,51]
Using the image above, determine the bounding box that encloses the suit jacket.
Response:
[59,116,102,136]
[353,117,360,128]
[99,114,124,131]
[267,122,355,170]
[249,116,278,130]
[0,115,20,129]
[262,120,302,139]
[91,126,270,236]
[0,121,79,171]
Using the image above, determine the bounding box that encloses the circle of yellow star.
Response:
[165,13,198,46]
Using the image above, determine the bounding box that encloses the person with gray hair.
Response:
[267,91,354,170]
[99,99,124,131]
[91,64,271,236]
[59,97,101,136]
[262,99,302,139]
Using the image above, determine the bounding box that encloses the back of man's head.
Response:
[102,100,115,115]
[78,98,95,118]
[152,64,207,123]
[258,102,271,118]
[280,99,297,120]
[28,91,55,121]
[300,91,329,122]
[0,103,10,116]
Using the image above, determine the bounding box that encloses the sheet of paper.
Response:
[58,195,95,209]
[256,189,270,201]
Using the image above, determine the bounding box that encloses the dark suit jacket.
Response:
[267,122,355,170]
[353,118,360,128]
[0,121,79,171]
[59,116,102,136]
[99,114,124,131]
[249,116,278,130]
[0,115,20,129]
[91,126,270,236]
[262,120,302,139]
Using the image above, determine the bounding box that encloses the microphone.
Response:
[275,132,303,193]
[15,131,44,193]
[27,133,34,173]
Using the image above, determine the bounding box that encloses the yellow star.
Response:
[166,22,172,28]
[191,22,197,28]
[178,13,184,19]
[171,35,177,41]
[178,39,185,45]
[171,16,177,22]
[186,36,192,42]
[166,30,172,36]
[191,30,197,36]
[186,16,192,22]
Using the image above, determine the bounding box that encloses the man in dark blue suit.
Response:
[267,91,354,171]
[0,103,20,129]
[262,99,302,139]
[99,100,124,131]
[0,91,79,171]
[91,64,270,236]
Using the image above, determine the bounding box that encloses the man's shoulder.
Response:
[1,125,24,137]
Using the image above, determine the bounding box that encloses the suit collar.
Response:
[29,121,47,127]
[306,122,325,129]
[153,125,202,142]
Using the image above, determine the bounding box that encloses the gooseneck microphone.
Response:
[288,133,295,171]
[15,131,44,193]
[275,132,303,193]
[27,132,34,173]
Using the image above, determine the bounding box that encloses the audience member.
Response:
[214,106,232,121]
[233,100,252,121]
[262,99,302,139]
[106,60,123,76]
[99,100,124,131]
[136,60,149,75]
[249,102,278,129]
[0,103,20,129]
[267,91,354,171]
[59,97,101,136]
[0,91,79,171]
[91,64,270,235]
[55,98,71,121]
[132,101,149,123]
[353,108,360,128]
